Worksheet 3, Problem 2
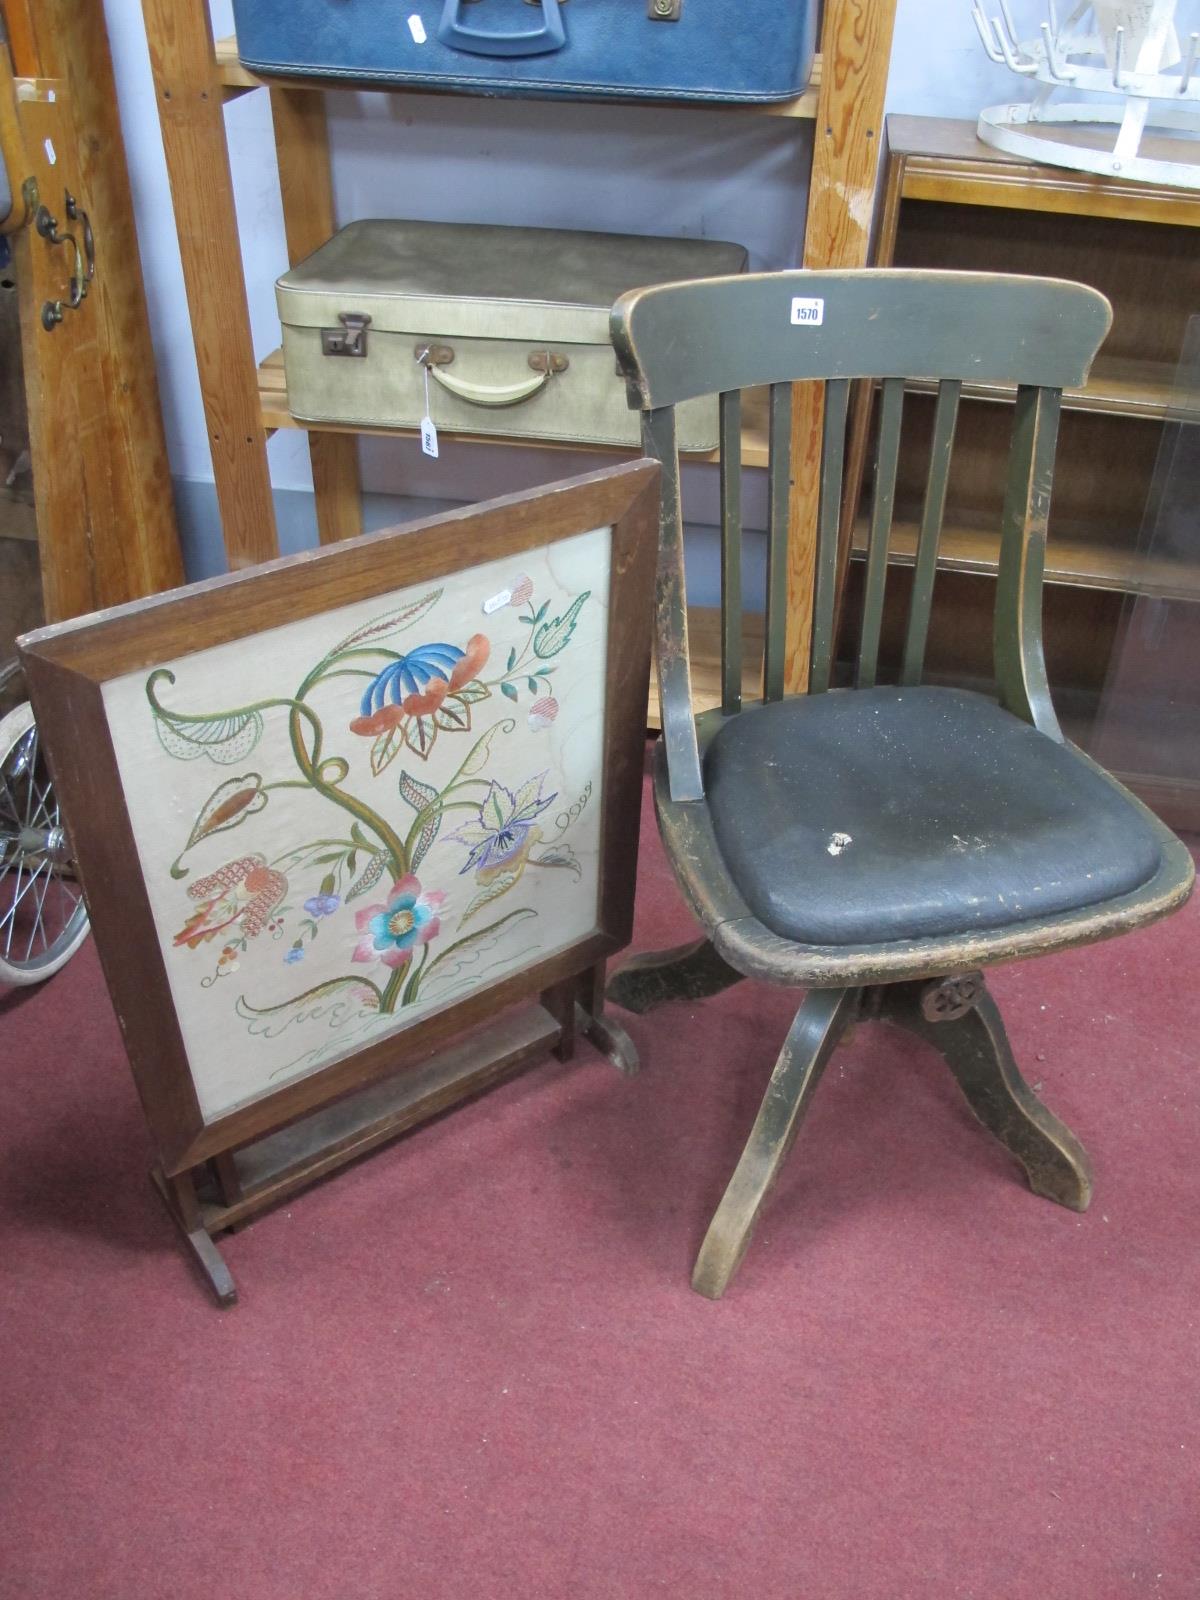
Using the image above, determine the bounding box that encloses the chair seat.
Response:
[703,687,1164,947]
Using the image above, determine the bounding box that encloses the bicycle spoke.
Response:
[21,727,39,829]
[24,853,60,961]
[3,856,26,957]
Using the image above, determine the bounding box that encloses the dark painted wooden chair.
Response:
[605,269,1194,1299]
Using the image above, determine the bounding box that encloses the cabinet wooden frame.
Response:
[19,461,658,1303]
[838,114,1200,827]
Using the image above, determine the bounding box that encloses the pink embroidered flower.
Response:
[509,575,534,607]
[528,696,559,732]
[351,874,445,969]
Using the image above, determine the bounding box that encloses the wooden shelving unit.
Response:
[846,114,1200,825]
[140,0,898,705]
[904,354,1179,421]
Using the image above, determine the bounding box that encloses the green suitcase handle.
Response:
[418,344,568,408]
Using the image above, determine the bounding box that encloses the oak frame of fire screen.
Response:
[19,461,658,1306]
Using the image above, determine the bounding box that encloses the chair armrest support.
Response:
[994,385,1064,742]
[643,407,705,802]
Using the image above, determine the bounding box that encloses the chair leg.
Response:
[691,986,861,1300]
[881,977,1093,1212]
[605,935,744,1016]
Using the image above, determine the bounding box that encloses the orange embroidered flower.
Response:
[173,854,287,949]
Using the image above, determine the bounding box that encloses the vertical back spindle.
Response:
[900,379,961,686]
[762,382,793,702]
[719,390,743,715]
[855,376,904,689]
[808,377,851,694]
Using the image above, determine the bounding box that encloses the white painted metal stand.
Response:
[972,1,1200,187]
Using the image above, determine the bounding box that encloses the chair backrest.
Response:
[610,268,1112,803]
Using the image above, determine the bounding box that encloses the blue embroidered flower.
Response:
[448,774,557,877]
[284,944,305,965]
[303,892,341,918]
[350,635,490,735]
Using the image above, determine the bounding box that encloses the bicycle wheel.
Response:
[0,701,90,985]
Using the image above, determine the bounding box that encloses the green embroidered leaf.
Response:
[433,696,471,733]
[483,784,508,830]
[500,681,519,702]
[147,670,264,765]
[530,844,582,879]
[533,600,550,623]
[506,645,517,672]
[453,680,490,705]
[346,851,388,902]
[399,770,443,871]
[398,770,438,812]
[459,872,521,926]
[173,773,267,875]
[458,719,510,779]
[327,588,442,657]
[403,713,438,761]
[370,726,403,777]
[533,591,590,660]
[415,907,536,999]
[412,808,442,872]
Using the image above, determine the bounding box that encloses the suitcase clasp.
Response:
[322,312,371,358]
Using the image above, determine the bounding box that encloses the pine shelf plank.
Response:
[889,115,1200,228]
[850,516,1200,603]
[907,354,1186,422]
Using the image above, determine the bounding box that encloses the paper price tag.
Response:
[790,296,824,326]
[482,588,512,615]
[419,360,438,457]
[407,14,427,43]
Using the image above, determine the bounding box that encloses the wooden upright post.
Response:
[269,86,363,545]
[141,0,279,571]
[785,0,898,693]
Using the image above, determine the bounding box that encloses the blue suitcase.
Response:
[230,0,817,105]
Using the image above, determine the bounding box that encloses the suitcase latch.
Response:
[648,0,682,19]
[322,312,371,358]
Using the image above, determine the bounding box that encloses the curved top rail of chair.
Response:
[610,269,1113,408]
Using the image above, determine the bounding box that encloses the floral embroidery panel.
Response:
[100,525,613,1122]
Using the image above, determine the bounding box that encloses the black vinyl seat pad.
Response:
[702,687,1163,947]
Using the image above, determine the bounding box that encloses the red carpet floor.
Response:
[2,769,1199,1599]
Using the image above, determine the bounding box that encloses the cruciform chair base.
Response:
[605,935,744,1015]
[690,973,1094,1300]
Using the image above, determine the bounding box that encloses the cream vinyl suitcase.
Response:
[276,219,748,451]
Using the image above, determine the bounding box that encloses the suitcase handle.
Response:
[418,343,568,408]
[437,0,567,58]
